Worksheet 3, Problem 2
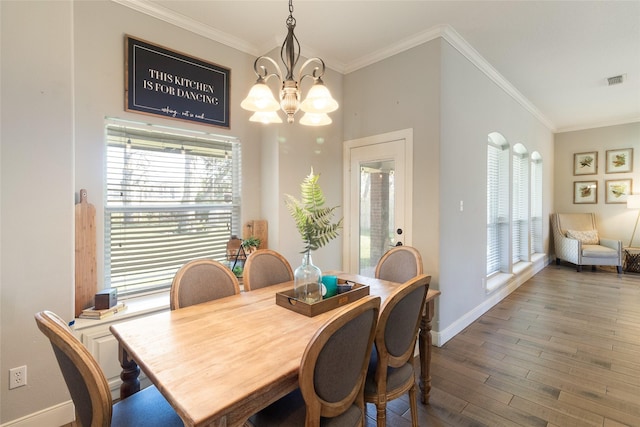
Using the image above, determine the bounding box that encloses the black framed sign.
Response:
[125,35,230,128]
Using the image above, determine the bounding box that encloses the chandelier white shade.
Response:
[240,0,338,126]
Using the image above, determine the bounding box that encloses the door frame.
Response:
[342,128,413,272]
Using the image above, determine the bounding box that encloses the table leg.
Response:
[117,344,140,399]
[418,299,435,404]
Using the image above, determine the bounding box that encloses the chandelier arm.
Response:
[297,57,326,84]
[253,56,283,83]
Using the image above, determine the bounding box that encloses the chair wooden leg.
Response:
[556,258,561,265]
[617,265,623,274]
[577,265,582,272]
[409,384,418,427]
[376,402,387,427]
[592,265,597,271]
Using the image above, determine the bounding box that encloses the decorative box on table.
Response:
[276,279,369,317]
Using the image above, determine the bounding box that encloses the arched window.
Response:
[512,143,529,263]
[487,132,509,276]
[530,152,543,254]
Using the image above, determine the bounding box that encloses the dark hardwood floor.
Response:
[365,264,640,427]
[62,264,639,427]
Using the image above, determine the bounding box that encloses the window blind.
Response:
[512,150,529,263]
[487,140,509,276]
[105,121,241,295]
[530,157,543,254]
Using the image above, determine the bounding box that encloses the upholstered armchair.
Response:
[551,213,622,273]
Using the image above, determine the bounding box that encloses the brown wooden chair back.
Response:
[35,310,112,426]
[35,311,183,427]
[249,296,380,426]
[365,274,431,427]
[170,259,240,310]
[243,249,294,291]
[375,246,423,283]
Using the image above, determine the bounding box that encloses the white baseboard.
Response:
[432,255,548,347]
[1,401,74,427]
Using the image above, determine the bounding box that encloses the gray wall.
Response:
[343,37,555,340]
[554,122,640,245]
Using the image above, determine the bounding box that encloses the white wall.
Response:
[554,122,640,246]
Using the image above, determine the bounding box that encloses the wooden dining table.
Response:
[110,272,440,427]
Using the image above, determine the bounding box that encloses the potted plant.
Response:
[241,236,261,254]
[285,168,342,303]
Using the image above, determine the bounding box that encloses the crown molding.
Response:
[555,116,640,133]
[439,26,556,132]
[113,2,555,131]
[112,0,259,56]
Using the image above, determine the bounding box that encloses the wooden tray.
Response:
[276,280,370,317]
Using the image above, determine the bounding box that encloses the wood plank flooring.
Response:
[365,264,640,427]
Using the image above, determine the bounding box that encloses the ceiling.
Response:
[120,0,639,132]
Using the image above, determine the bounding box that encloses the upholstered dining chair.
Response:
[248,296,381,427]
[243,249,294,291]
[375,245,424,283]
[364,274,431,427]
[170,259,240,310]
[35,310,183,427]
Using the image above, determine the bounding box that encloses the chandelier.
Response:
[240,0,338,126]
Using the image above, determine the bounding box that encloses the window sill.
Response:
[73,292,170,331]
[486,272,514,293]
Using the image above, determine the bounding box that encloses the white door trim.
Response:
[342,128,413,271]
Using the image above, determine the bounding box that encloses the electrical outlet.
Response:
[9,366,27,389]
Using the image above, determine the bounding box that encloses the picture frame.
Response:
[125,35,230,129]
[573,151,597,175]
[605,179,632,204]
[606,148,633,173]
[573,180,597,204]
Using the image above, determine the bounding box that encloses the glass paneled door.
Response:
[343,129,413,275]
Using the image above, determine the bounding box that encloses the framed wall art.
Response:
[605,179,632,204]
[125,35,230,128]
[574,180,597,204]
[606,148,633,173]
[573,151,597,175]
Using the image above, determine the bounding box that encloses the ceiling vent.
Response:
[607,74,625,86]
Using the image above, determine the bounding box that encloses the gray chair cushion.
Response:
[364,347,414,395]
[249,389,362,427]
[112,385,183,427]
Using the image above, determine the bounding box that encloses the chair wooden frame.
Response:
[375,246,424,283]
[299,296,380,425]
[35,310,183,427]
[249,296,380,427]
[243,249,294,291]
[365,274,431,427]
[36,311,113,425]
[170,258,240,310]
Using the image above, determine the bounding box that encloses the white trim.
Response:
[342,129,413,272]
[555,116,640,134]
[432,255,548,346]
[111,0,258,56]
[0,401,74,427]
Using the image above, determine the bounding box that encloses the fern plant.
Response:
[285,168,343,255]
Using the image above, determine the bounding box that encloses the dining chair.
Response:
[364,274,431,427]
[34,310,183,427]
[374,245,424,283]
[170,258,240,310]
[243,249,294,291]
[248,295,381,427]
